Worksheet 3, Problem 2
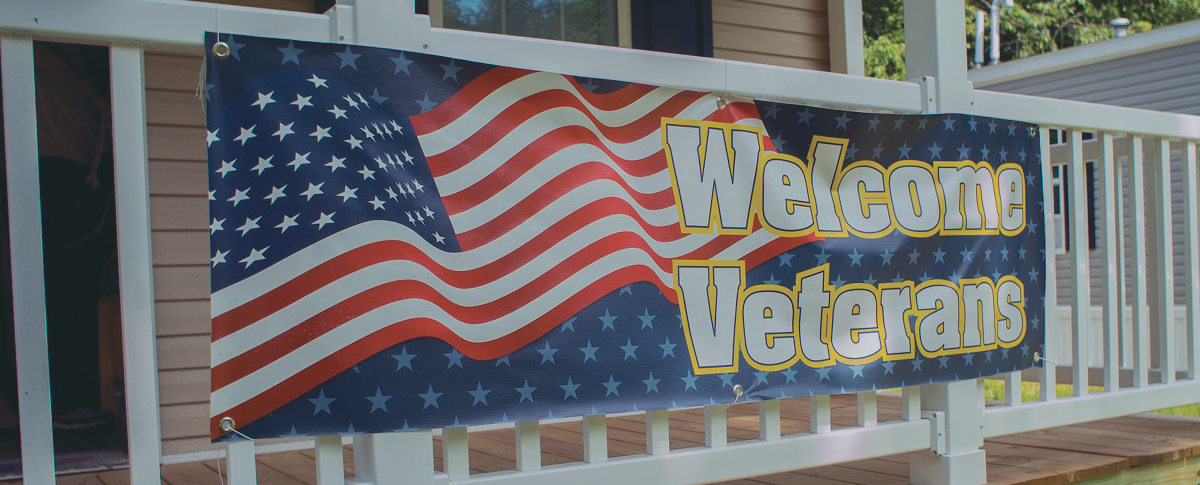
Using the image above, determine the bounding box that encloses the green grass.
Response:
[982,380,1200,417]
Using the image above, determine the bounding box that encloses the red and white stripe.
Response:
[208,66,813,436]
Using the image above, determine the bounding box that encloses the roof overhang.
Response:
[969,18,1200,87]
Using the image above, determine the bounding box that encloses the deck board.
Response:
[6,396,1200,485]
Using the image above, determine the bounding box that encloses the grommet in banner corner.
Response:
[212,42,231,60]
[218,416,237,434]
[732,384,744,398]
[716,97,727,110]
[1032,352,1042,363]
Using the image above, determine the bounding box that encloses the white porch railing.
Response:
[2,1,1199,484]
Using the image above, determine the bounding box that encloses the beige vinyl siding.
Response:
[145,49,216,455]
[712,0,830,71]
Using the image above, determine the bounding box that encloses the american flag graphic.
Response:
[207,34,1043,440]
[205,34,815,438]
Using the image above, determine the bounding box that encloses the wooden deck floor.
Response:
[9,394,1200,485]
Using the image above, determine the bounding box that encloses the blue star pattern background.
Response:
[206,33,1045,440]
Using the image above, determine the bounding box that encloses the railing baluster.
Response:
[1068,129,1090,396]
[1039,127,1058,400]
[1152,138,1175,384]
[515,421,541,471]
[977,377,987,408]
[109,43,163,485]
[646,409,669,455]
[704,404,727,447]
[1,34,58,485]
[1005,371,1022,406]
[442,426,469,480]
[810,395,831,434]
[1130,136,1151,387]
[1183,141,1200,380]
[225,440,257,485]
[902,386,921,420]
[857,391,877,427]
[1115,138,1129,370]
[582,414,608,463]
[759,400,781,440]
[314,435,344,485]
[1098,133,1121,392]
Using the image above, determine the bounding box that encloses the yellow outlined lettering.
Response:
[833,161,893,237]
[996,163,1027,236]
[878,281,918,360]
[827,284,886,365]
[961,277,999,350]
[996,276,1027,347]
[887,161,944,237]
[740,286,802,371]
[794,264,835,368]
[662,119,763,236]
[935,161,1001,235]
[758,153,818,237]
[675,260,745,374]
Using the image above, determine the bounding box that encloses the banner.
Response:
[205,33,1045,439]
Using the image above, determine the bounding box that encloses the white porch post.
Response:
[903,0,971,110]
[903,1,986,484]
[109,43,163,484]
[1,34,57,484]
[827,0,865,76]
[910,380,986,484]
[349,0,429,51]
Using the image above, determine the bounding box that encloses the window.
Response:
[426,0,716,57]
[1047,129,1095,146]
[432,0,621,46]
[1050,162,1098,255]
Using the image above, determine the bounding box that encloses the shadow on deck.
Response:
[9,394,1200,485]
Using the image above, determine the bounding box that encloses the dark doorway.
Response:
[0,40,127,479]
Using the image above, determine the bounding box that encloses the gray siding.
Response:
[1052,144,1193,307]
[981,40,1200,116]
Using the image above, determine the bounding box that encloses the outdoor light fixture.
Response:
[1111,17,1131,37]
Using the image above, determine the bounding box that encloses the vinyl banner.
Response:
[205,33,1046,439]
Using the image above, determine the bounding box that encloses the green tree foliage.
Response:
[863,0,1200,80]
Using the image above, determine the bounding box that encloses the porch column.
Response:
[903,1,986,484]
[904,0,970,111]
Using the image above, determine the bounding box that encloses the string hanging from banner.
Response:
[196,3,230,113]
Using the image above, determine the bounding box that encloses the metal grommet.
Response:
[212,41,231,60]
[732,384,744,398]
[218,416,237,434]
[716,97,727,110]
[1032,352,1042,363]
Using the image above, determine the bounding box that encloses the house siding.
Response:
[146,49,221,455]
[711,0,830,71]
